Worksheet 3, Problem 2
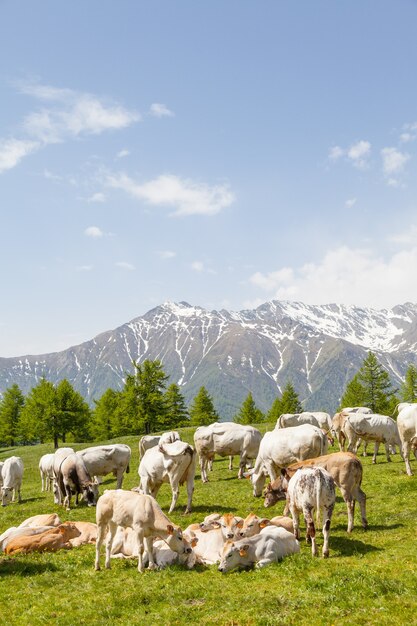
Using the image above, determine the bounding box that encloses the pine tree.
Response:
[400,364,417,402]
[189,386,219,426]
[20,378,58,446]
[354,352,397,414]
[234,392,264,425]
[56,379,91,442]
[92,388,120,440]
[267,397,283,424]
[164,383,190,428]
[339,373,366,410]
[279,382,303,414]
[0,384,25,446]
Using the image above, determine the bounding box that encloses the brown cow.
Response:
[264,451,367,532]
[5,523,81,555]
[237,512,294,538]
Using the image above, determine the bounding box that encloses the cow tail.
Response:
[180,446,195,485]
[315,470,322,526]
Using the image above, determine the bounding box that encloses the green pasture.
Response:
[0,425,416,626]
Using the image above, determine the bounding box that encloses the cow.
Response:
[343,413,401,463]
[77,444,131,489]
[237,512,294,537]
[39,453,55,492]
[52,447,75,504]
[139,431,181,459]
[197,513,244,540]
[5,523,81,555]
[245,424,328,497]
[397,404,417,475]
[68,521,98,547]
[1,456,24,506]
[138,439,196,514]
[1,525,60,552]
[332,408,372,451]
[270,466,336,558]
[56,453,98,510]
[194,422,262,482]
[264,452,367,532]
[217,526,300,572]
[182,514,244,565]
[276,412,334,446]
[94,489,189,572]
[18,513,61,528]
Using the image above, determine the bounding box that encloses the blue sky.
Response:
[1,0,417,357]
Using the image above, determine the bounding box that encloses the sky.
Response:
[1,0,417,357]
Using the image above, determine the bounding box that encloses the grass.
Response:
[0,425,416,626]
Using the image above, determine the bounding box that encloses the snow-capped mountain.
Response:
[1,300,416,419]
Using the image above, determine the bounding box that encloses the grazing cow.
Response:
[94,489,189,572]
[397,404,417,476]
[237,512,294,537]
[5,523,81,555]
[264,452,367,532]
[343,413,401,463]
[57,453,98,510]
[246,425,328,497]
[52,447,75,504]
[275,413,321,429]
[138,439,196,513]
[139,431,181,459]
[1,456,24,506]
[77,444,131,489]
[218,526,300,572]
[38,453,55,492]
[268,466,336,558]
[68,521,98,547]
[18,513,61,528]
[194,422,262,482]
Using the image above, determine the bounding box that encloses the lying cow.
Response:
[397,404,417,475]
[237,512,294,537]
[264,452,367,533]
[246,424,328,497]
[5,522,81,555]
[183,514,244,565]
[1,525,57,552]
[138,439,196,513]
[68,521,98,547]
[218,526,300,572]
[269,466,336,558]
[18,513,61,528]
[77,444,131,489]
[194,422,262,482]
[198,513,244,540]
[56,453,98,510]
[1,456,24,506]
[95,489,189,572]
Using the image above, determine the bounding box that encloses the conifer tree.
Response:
[339,373,366,409]
[341,352,398,415]
[20,378,58,446]
[234,392,264,425]
[92,388,120,440]
[400,364,417,403]
[279,381,303,414]
[189,386,219,426]
[56,379,91,442]
[0,384,25,446]
[267,397,283,424]
[164,383,190,428]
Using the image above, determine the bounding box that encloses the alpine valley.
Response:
[1,300,416,419]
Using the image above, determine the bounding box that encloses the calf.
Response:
[5,523,81,555]
[95,489,189,572]
[68,521,98,547]
[1,456,24,506]
[218,526,300,572]
[238,512,294,538]
[270,466,336,558]
[198,513,244,540]
[18,513,61,528]
[1,526,55,552]
[264,452,367,533]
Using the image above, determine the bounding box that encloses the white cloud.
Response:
[191,261,204,272]
[115,261,135,271]
[381,147,410,175]
[87,192,106,203]
[116,149,130,159]
[328,146,344,161]
[345,197,357,209]
[248,244,417,308]
[76,265,93,272]
[84,226,103,238]
[328,140,371,169]
[149,103,174,118]
[157,250,176,259]
[0,138,39,173]
[388,224,417,246]
[106,173,235,217]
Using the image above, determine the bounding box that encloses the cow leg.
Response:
[372,442,379,464]
[95,523,108,570]
[304,506,317,556]
[322,505,334,558]
[283,498,290,516]
[143,536,156,569]
[17,486,22,503]
[104,522,117,569]
[347,435,356,454]
[355,486,368,528]
[238,454,246,479]
[185,473,194,515]
[40,471,45,492]
[384,442,391,463]
[136,531,145,572]
[168,476,179,514]
[200,457,209,483]
[116,469,123,489]
[229,456,233,471]
[402,441,413,476]
[341,487,354,533]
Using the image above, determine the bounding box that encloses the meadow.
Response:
[0,425,416,626]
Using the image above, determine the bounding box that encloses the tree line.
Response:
[1,353,416,448]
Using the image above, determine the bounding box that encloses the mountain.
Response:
[1,300,416,419]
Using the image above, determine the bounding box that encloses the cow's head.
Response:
[243,467,267,497]
[164,524,188,556]
[263,472,288,508]
[1,487,13,507]
[238,513,270,538]
[218,540,251,573]
[82,482,98,507]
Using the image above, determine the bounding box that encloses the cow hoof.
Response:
[323,551,329,559]
[95,565,101,571]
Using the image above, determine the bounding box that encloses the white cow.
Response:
[139,431,181,458]
[1,456,24,506]
[343,413,401,463]
[94,489,189,572]
[52,447,75,504]
[18,513,61,528]
[77,444,131,489]
[275,413,321,429]
[138,439,196,513]
[274,466,336,558]
[194,422,262,482]
[39,453,55,492]
[246,424,328,496]
[182,514,244,565]
[218,526,300,572]
[397,404,417,475]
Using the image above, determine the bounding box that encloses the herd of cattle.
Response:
[0,403,416,573]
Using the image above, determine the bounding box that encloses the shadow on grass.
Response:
[190,504,238,514]
[0,558,58,577]
[330,535,382,556]
[22,496,44,503]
